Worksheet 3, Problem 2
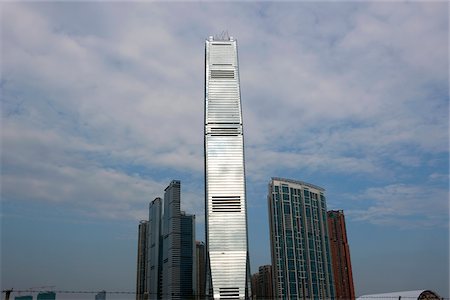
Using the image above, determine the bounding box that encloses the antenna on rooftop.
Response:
[214,30,231,41]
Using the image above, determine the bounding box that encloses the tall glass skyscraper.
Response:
[268,178,335,299]
[204,34,250,299]
[143,181,196,300]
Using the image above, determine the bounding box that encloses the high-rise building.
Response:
[136,221,149,300]
[137,181,196,300]
[251,265,273,299]
[161,181,196,299]
[148,197,163,300]
[327,210,355,300]
[95,291,106,300]
[180,212,196,298]
[195,241,206,299]
[204,34,250,300]
[268,178,335,299]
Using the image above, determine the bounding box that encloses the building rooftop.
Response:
[271,177,325,192]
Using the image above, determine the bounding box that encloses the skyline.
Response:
[1,1,448,298]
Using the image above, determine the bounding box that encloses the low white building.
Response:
[357,290,442,300]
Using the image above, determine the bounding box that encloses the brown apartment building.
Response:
[327,210,355,300]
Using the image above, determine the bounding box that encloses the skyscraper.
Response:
[268,178,335,299]
[161,181,196,300]
[136,221,149,300]
[204,34,250,299]
[140,181,196,300]
[148,197,163,300]
[327,210,355,300]
[180,212,196,298]
[195,241,206,299]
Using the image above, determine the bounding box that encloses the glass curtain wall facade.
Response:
[180,212,196,299]
[148,197,163,300]
[204,34,250,300]
[268,178,335,300]
[145,182,196,300]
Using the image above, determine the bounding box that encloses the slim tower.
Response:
[205,34,250,299]
[136,220,149,300]
[327,210,355,300]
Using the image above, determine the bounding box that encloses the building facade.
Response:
[195,241,206,299]
[180,212,196,299]
[327,210,355,300]
[136,221,149,300]
[251,265,273,299]
[204,34,250,300]
[268,178,335,299]
[148,197,163,300]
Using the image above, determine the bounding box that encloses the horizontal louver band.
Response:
[211,69,235,79]
[209,127,240,136]
[220,287,240,299]
[212,196,241,212]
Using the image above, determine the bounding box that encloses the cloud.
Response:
[347,184,449,228]
[1,2,448,229]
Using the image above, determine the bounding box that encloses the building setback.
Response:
[204,33,250,300]
[327,210,355,300]
[268,177,335,299]
[136,221,149,300]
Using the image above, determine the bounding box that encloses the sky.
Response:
[1,1,449,299]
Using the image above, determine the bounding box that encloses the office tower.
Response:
[95,291,106,300]
[327,210,355,300]
[36,292,55,300]
[180,212,196,298]
[136,221,149,300]
[251,265,273,299]
[148,197,163,300]
[136,181,196,299]
[162,180,196,300]
[195,241,206,299]
[258,265,273,299]
[251,272,259,299]
[268,178,335,299]
[205,34,250,299]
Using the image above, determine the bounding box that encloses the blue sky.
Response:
[1,1,448,298]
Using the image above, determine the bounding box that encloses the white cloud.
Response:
[347,184,449,228]
[1,2,448,227]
